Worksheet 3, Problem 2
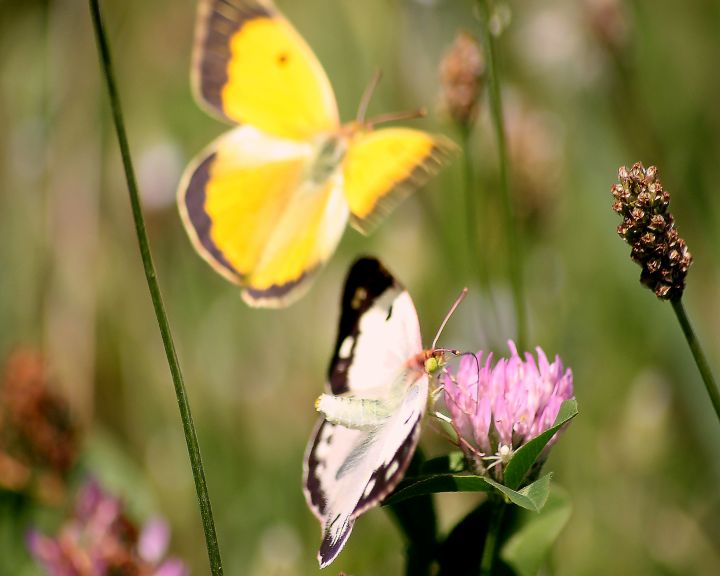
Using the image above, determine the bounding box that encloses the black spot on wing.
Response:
[328,257,399,395]
[184,154,237,275]
[304,419,335,519]
[196,0,275,116]
[352,414,422,515]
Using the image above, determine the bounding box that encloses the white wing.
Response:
[303,258,427,567]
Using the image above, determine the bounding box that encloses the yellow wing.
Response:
[192,0,339,140]
[342,128,457,233]
[178,126,349,307]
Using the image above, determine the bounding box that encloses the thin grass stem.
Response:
[88,2,224,574]
[460,125,488,291]
[671,298,720,421]
[476,0,526,349]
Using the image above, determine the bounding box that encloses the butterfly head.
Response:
[408,349,446,375]
[424,352,444,375]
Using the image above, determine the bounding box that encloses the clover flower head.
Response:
[442,341,573,481]
[27,480,189,576]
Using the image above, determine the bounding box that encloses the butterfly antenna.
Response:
[456,350,482,413]
[431,287,468,350]
[367,107,427,128]
[357,69,383,124]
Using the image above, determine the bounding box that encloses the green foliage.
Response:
[386,451,437,576]
[504,399,578,490]
[420,451,466,474]
[384,469,553,513]
[501,485,573,576]
[484,473,552,513]
[384,473,492,507]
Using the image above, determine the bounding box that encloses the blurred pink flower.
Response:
[442,341,574,480]
[27,480,189,576]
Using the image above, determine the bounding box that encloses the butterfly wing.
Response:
[193,0,339,139]
[178,126,349,307]
[303,257,427,567]
[306,375,428,568]
[343,128,457,233]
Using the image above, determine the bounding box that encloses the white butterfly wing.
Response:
[303,258,427,567]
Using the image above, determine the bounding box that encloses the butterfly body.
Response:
[307,132,349,184]
[315,360,426,431]
[180,0,455,307]
[304,257,443,567]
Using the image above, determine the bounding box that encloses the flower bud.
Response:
[439,32,485,127]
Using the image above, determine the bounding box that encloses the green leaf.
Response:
[500,484,573,576]
[384,468,553,511]
[484,473,552,512]
[419,451,466,475]
[383,474,492,506]
[504,399,578,490]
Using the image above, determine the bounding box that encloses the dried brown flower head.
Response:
[584,0,630,53]
[0,349,79,499]
[611,162,693,300]
[439,31,485,126]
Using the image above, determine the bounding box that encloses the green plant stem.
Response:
[480,498,506,576]
[671,298,720,421]
[476,0,526,350]
[88,2,224,574]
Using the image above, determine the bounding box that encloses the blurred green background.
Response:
[1,0,720,573]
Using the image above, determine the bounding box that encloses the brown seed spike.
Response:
[610,162,693,300]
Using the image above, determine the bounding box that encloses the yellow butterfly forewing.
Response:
[194,0,338,140]
[223,17,338,139]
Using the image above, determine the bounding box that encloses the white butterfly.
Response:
[303,257,463,567]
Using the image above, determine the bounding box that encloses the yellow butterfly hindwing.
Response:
[193,0,338,140]
[244,168,349,306]
[343,128,457,233]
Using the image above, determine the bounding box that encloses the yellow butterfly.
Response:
[178,0,455,307]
